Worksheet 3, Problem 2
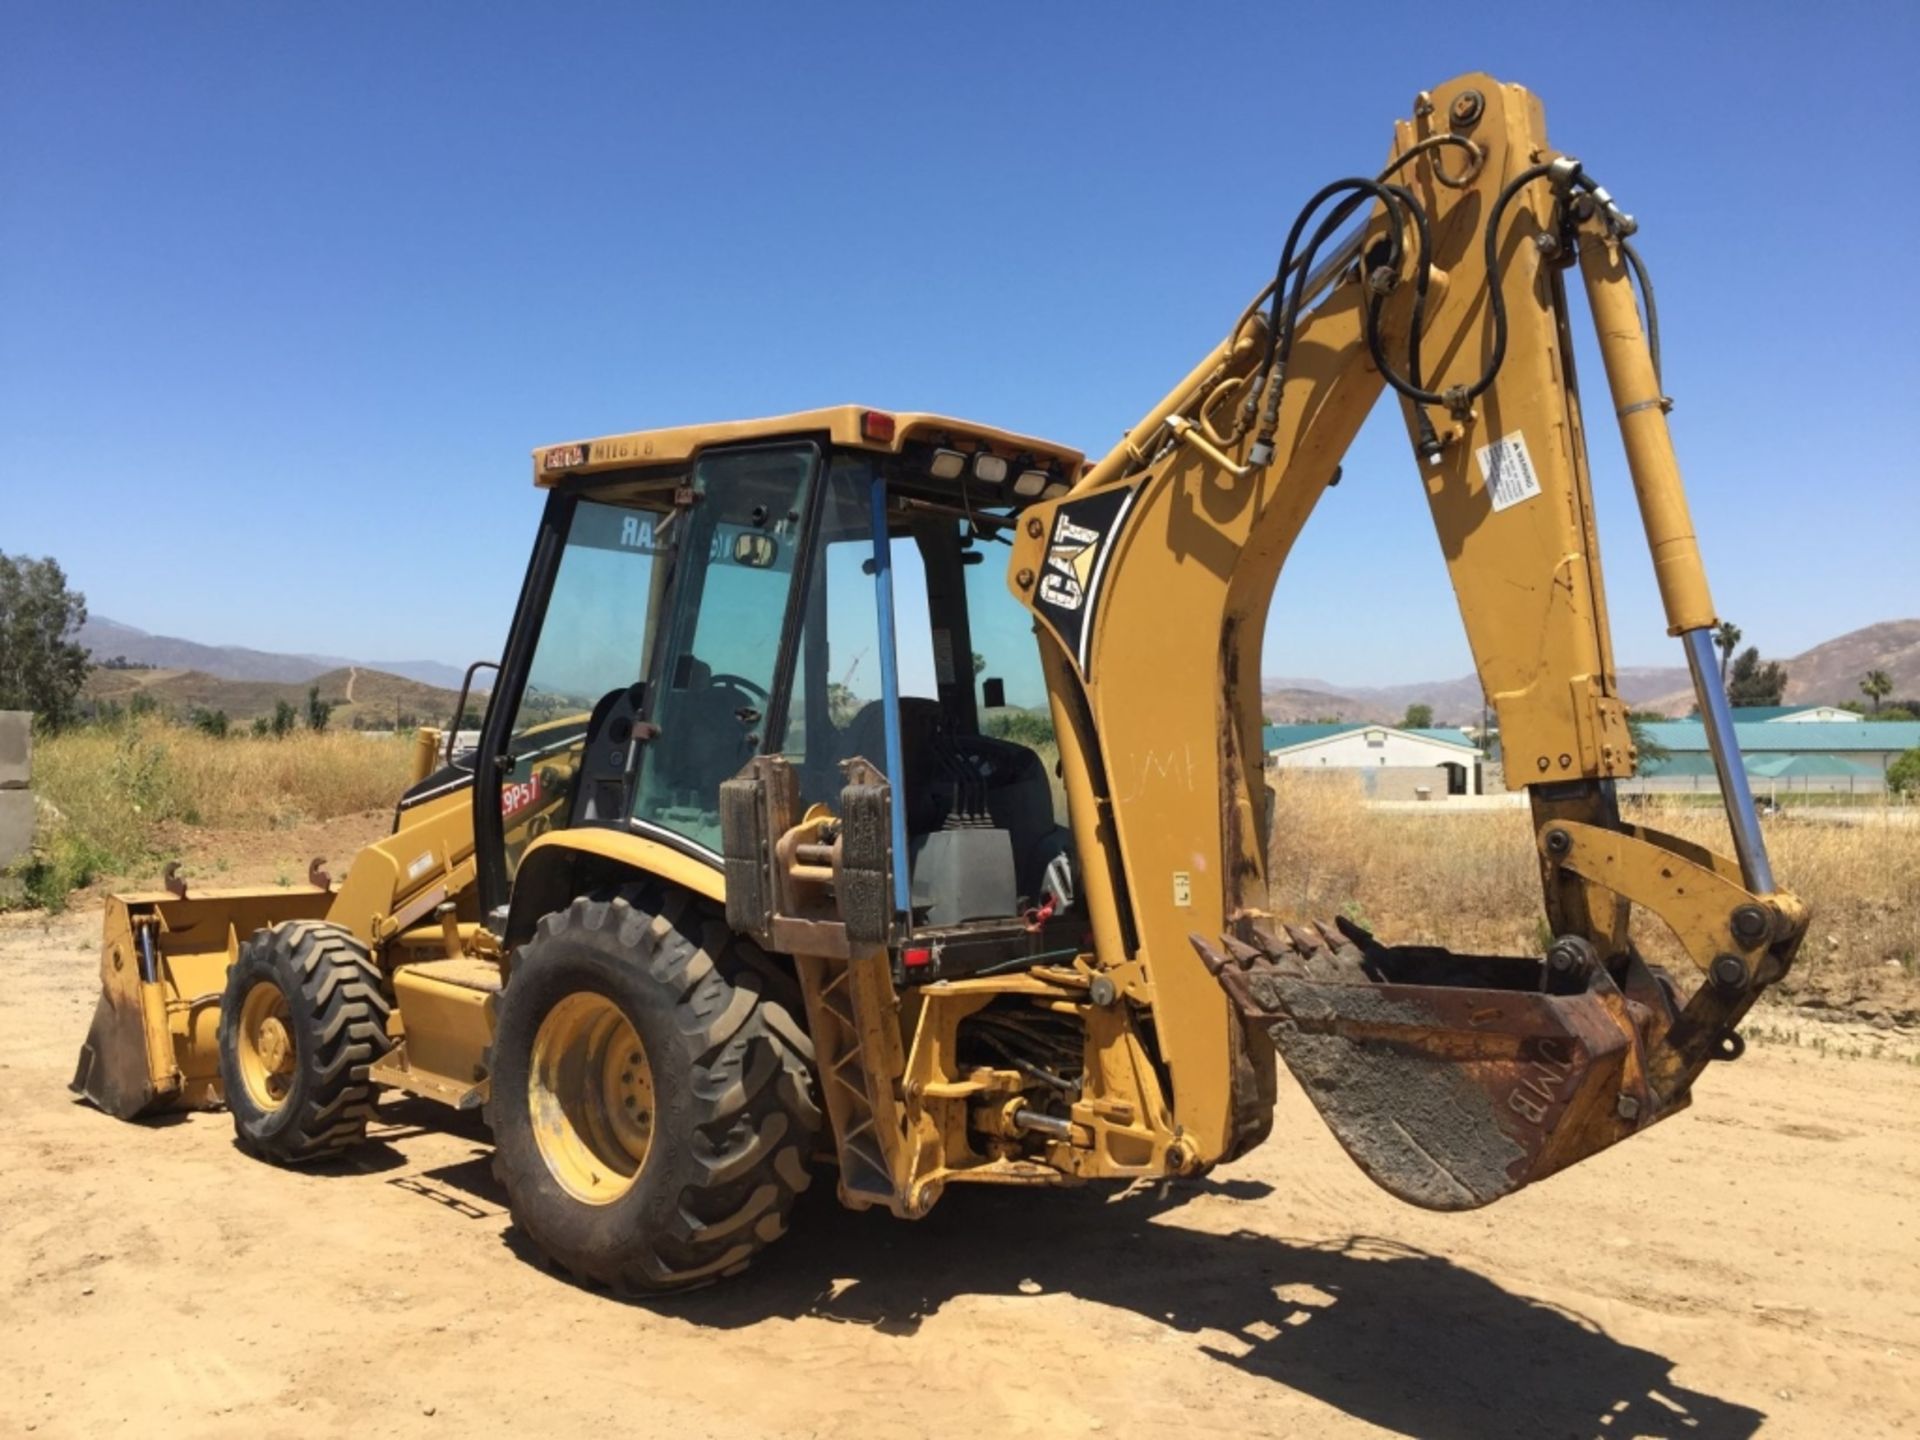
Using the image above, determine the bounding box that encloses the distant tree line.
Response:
[0,552,90,728]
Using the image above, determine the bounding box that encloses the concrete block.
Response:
[0,788,34,868]
[0,711,29,789]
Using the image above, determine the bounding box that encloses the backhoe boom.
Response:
[1008,73,1805,1203]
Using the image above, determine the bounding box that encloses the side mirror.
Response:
[981,677,1006,709]
[447,659,500,768]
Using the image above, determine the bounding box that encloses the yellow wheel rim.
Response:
[528,992,655,1205]
[236,979,296,1111]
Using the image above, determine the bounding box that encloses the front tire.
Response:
[488,887,819,1294]
[217,921,392,1163]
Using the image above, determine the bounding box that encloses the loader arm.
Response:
[1006,74,1806,1204]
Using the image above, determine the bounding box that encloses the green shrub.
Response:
[1890,747,1920,798]
[982,708,1056,747]
[9,831,117,911]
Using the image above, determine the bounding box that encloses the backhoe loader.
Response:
[73,74,1806,1292]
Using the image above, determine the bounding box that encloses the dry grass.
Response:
[15,722,1914,1019]
[1265,772,1920,1016]
[14,719,415,906]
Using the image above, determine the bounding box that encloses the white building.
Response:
[1263,722,1484,799]
[1735,705,1863,724]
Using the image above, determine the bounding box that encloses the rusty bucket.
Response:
[1193,918,1689,1210]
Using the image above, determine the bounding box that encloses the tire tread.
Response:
[218,921,392,1164]
[488,888,817,1294]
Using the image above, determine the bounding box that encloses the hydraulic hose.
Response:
[1248,177,1416,457]
[1363,160,1560,416]
[1236,144,1658,471]
[1620,237,1661,387]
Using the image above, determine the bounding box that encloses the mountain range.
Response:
[78,616,471,691]
[1263,620,1920,724]
[84,662,469,729]
[77,614,1919,729]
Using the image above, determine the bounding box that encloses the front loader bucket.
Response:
[1193,919,1686,1211]
[73,976,173,1119]
[73,887,334,1121]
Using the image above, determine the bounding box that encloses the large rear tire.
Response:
[217,921,392,1163]
[487,887,819,1294]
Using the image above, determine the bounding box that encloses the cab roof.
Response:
[533,406,1085,488]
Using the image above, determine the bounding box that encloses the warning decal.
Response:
[1476,431,1543,513]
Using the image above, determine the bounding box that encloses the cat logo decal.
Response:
[1029,485,1140,676]
[1038,514,1101,612]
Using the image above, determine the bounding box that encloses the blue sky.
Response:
[3,3,1915,686]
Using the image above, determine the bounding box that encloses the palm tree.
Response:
[1861,668,1893,714]
[1713,621,1742,686]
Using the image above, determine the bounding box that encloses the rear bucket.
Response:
[1193,919,1682,1210]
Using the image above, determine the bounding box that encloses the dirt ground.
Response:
[3,901,1917,1440]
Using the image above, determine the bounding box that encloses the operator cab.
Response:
[467,408,1087,983]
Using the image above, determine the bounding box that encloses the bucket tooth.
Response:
[1194,917,1679,1210]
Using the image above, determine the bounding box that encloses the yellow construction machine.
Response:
[73,74,1807,1290]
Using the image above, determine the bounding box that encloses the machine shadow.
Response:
[250,1095,497,1177]
[380,1110,1761,1439]
[661,1180,1764,1440]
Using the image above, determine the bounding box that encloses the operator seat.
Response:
[841,698,948,834]
[648,657,758,805]
[841,699,1073,904]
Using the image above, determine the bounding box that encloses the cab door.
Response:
[474,444,822,920]
[474,489,671,918]
[630,443,820,856]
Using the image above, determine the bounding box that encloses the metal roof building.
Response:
[1637,719,1919,791]
[1639,720,1920,758]
[1646,751,1881,780]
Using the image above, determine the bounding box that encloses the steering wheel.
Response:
[707,672,769,702]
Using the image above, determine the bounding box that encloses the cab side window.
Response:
[778,457,934,809]
[500,499,665,879]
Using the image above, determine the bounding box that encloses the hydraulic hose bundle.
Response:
[1225,142,1659,470]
